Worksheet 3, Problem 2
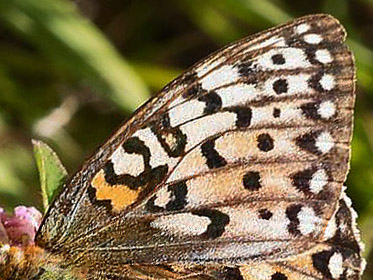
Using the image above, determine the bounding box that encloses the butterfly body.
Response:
[0,14,365,280]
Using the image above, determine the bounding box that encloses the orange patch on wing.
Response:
[91,170,141,212]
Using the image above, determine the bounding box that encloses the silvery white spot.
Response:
[310,169,328,194]
[200,65,240,91]
[181,111,236,150]
[150,213,211,236]
[251,107,269,126]
[295,23,310,34]
[287,74,311,93]
[169,99,206,127]
[225,206,290,239]
[297,206,322,235]
[304,33,323,44]
[318,100,336,119]
[279,106,302,121]
[319,74,335,90]
[265,74,310,96]
[315,131,334,154]
[169,95,187,110]
[110,146,144,177]
[315,49,333,64]
[256,48,311,70]
[134,128,178,168]
[328,252,344,279]
[153,187,172,208]
[323,215,337,240]
[217,83,257,107]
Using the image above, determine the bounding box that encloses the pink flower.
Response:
[0,206,42,247]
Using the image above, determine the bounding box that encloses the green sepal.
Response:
[32,140,68,211]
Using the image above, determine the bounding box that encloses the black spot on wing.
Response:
[152,115,187,157]
[301,102,321,120]
[237,61,254,76]
[257,133,274,152]
[166,181,188,211]
[145,181,188,213]
[271,54,286,65]
[103,161,168,191]
[243,171,261,191]
[273,108,281,118]
[273,79,288,94]
[304,46,320,65]
[286,204,302,236]
[122,137,151,169]
[291,167,316,194]
[228,107,252,128]
[192,209,230,239]
[201,139,227,169]
[180,71,205,99]
[258,209,273,220]
[198,91,222,114]
[295,130,322,155]
[312,250,335,279]
[308,71,325,92]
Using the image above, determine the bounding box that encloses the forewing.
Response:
[36,14,363,279]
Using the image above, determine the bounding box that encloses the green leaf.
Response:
[32,140,67,211]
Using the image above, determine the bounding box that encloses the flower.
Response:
[0,206,42,247]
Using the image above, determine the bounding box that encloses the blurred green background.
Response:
[0,0,372,278]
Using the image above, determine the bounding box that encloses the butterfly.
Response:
[0,14,365,280]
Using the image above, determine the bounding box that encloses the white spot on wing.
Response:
[295,23,310,34]
[169,99,206,127]
[150,213,211,236]
[217,83,257,107]
[225,207,290,239]
[304,33,323,44]
[200,65,239,91]
[310,169,328,194]
[110,146,144,177]
[265,74,310,96]
[153,187,171,208]
[319,74,335,90]
[286,74,311,93]
[318,100,336,119]
[181,111,236,150]
[251,107,268,126]
[315,131,334,154]
[133,128,178,168]
[328,252,344,279]
[315,49,333,64]
[323,214,337,240]
[297,206,322,235]
[256,48,311,70]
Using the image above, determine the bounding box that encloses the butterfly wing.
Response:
[35,14,364,279]
[85,189,364,280]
